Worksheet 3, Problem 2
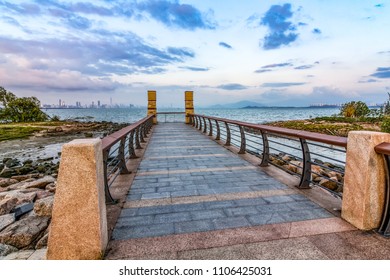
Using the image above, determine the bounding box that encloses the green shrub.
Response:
[381,118,390,133]
[339,101,370,118]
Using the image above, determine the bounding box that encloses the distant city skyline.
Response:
[0,1,389,107]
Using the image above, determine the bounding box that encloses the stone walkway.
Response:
[105,123,365,259]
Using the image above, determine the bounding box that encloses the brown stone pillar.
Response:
[341,131,390,230]
[185,91,194,124]
[147,90,157,124]
[47,139,108,259]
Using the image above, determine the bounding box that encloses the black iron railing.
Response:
[101,115,154,204]
[189,114,347,198]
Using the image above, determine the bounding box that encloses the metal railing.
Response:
[189,114,347,198]
[156,112,185,123]
[374,142,390,237]
[101,115,154,204]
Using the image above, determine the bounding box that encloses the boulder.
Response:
[328,171,343,181]
[0,178,19,189]
[7,176,55,190]
[2,191,36,206]
[0,215,50,249]
[35,232,48,249]
[0,168,17,178]
[11,174,41,181]
[0,197,18,215]
[0,243,18,257]
[282,155,292,162]
[35,190,53,200]
[4,158,20,168]
[45,183,56,193]
[34,196,54,217]
[319,178,338,191]
[0,213,16,232]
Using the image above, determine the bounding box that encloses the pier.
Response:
[46,91,390,260]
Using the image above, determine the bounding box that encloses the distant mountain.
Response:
[207,100,266,109]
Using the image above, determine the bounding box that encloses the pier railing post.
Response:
[260,131,270,167]
[224,122,231,146]
[215,120,220,140]
[202,117,207,134]
[47,139,108,259]
[208,118,213,136]
[342,131,390,230]
[238,125,246,154]
[298,138,311,189]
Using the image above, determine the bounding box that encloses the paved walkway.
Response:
[105,123,390,260]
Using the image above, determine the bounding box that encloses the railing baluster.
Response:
[224,121,231,146]
[135,126,142,149]
[208,118,213,136]
[139,124,146,143]
[202,117,207,134]
[299,138,311,189]
[215,119,220,140]
[129,130,137,159]
[118,137,130,174]
[260,130,270,167]
[198,116,203,131]
[378,154,390,237]
[238,125,246,154]
[103,149,116,204]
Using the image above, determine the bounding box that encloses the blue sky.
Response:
[0,0,389,107]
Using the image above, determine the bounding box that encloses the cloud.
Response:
[312,28,321,34]
[371,67,390,78]
[294,65,314,70]
[262,62,292,68]
[261,82,305,87]
[0,1,41,15]
[65,14,92,29]
[167,47,195,58]
[375,3,385,8]
[359,78,378,83]
[219,42,232,49]
[136,0,215,30]
[260,3,299,49]
[179,66,209,71]
[254,69,272,73]
[217,83,248,90]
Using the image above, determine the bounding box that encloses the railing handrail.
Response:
[101,115,154,151]
[189,113,347,148]
[375,142,390,155]
[156,111,186,115]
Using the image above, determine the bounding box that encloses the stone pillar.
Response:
[147,90,157,124]
[47,139,108,260]
[185,91,194,124]
[341,131,390,230]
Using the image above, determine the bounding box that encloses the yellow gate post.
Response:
[147,90,157,124]
[185,91,194,124]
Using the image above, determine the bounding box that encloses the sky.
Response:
[0,0,389,108]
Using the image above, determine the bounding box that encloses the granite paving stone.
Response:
[111,123,338,240]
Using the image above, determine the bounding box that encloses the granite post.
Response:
[47,139,108,260]
[341,131,390,230]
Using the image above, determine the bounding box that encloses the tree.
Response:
[339,101,370,118]
[0,86,48,122]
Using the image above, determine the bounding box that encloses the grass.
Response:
[0,121,73,142]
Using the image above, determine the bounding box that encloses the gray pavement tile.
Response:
[279,209,333,222]
[171,203,205,212]
[112,223,175,239]
[247,213,286,226]
[120,208,139,217]
[286,201,320,210]
[155,212,192,223]
[263,195,296,204]
[116,215,155,227]
[191,209,226,220]
[204,200,236,209]
[234,197,268,207]
[170,190,199,198]
[130,187,156,194]
[138,205,173,216]
[127,194,142,201]
[224,206,259,217]
[256,203,292,213]
[141,192,170,200]
[175,220,215,234]
[213,216,251,230]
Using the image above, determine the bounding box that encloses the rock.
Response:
[35,190,53,200]
[10,174,40,181]
[282,155,292,162]
[0,215,50,249]
[324,162,335,169]
[319,178,338,191]
[84,132,93,138]
[8,176,55,190]
[0,164,4,172]
[286,164,298,173]
[0,197,18,215]
[35,232,48,249]
[23,159,33,165]
[45,183,56,193]
[0,178,18,188]
[0,243,18,257]
[34,196,54,217]
[2,191,37,206]
[0,168,17,178]
[4,158,20,168]
[17,165,34,175]
[328,171,343,181]
[0,213,16,232]
[289,161,302,174]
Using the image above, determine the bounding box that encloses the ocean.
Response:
[42,107,340,124]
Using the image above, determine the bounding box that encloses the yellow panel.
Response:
[148,101,156,108]
[185,101,193,108]
[185,91,193,101]
[148,90,156,101]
